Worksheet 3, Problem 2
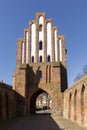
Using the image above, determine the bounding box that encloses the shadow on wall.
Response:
[26,65,41,90]
[15,92,25,116]
[60,63,68,92]
[0,82,25,120]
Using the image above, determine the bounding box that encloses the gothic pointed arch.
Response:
[29,89,51,114]
[68,92,72,119]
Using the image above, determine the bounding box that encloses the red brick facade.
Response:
[13,12,68,115]
[0,12,87,127]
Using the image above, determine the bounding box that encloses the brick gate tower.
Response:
[13,12,68,115]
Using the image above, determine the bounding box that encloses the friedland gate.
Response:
[0,12,87,126]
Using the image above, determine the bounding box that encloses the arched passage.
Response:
[0,94,2,120]
[29,89,51,114]
[74,89,77,121]
[68,92,72,119]
[36,92,51,111]
[81,85,85,124]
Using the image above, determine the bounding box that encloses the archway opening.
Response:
[30,89,52,114]
[74,89,77,121]
[36,92,51,113]
[68,92,72,119]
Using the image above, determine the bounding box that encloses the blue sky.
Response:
[0,0,87,87]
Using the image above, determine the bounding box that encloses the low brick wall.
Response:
[63,75,87,126]
[0,83,25,120]
[0,83,16,120]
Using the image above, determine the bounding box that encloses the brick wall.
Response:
[0,83,16,120]
[0,83,25,120]
[63,75,87,126]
